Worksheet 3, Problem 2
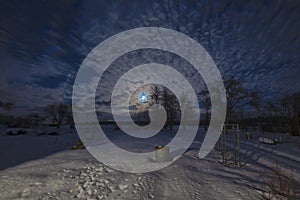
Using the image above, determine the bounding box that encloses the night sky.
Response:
[0,0,299,115]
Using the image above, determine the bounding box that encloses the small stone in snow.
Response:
[108,186,115,192]
[80,172,87,177]
[106,168,114,173]
[86,188,92,195]
[133,183,139,187]
[63,169,70,173]
[83,182,89,188]
[21,188,31,197]
[118,184,128,190]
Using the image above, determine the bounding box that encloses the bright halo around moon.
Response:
[137,91,148,103]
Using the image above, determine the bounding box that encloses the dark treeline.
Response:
[199,78,300,136]
[1,78,299,136]
[0,101,73,129]
[235,93,300,136]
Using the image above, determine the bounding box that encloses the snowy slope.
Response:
[0,126,299,199]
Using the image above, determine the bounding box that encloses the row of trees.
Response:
[147,79,256,131]
[148,78,300,136]
[144,84,194,131]
[256,94,300,136]
[1,79,299,136]
[198,79,300,136]
[0,101,15,126]
[44,103,73,128]
[0,101,15,113]
[131,85,179,130]
[0,101,73,128]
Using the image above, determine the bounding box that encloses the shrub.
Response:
[261,164,297,200]
[71,140,86,150]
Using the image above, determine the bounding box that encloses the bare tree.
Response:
[161,87,179,131]
[179,93,194,129]
[260,100,281,132]
[225,78,258,124]
[28,113,46,126]
[248,90,267,132]
[198,90,211,130]
[1,102,15,114]
[280,93,300,136]
[150,85,161,104]
[66,105,75,129]
[198,79,257,126]
[0,101,15,126]
[150,86,195,130]
[44,102,69,128]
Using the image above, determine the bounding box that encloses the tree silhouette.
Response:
[280,93,300,136]
[2,102,15,113]
[198,90,211,130]
[224,78,258,124]
[150,85,161,104]
[149,86,180,131]
[161,87,179,130]
[44,102,69,128]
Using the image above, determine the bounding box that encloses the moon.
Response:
[137,91,148,103]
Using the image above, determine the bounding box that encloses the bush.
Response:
[71,140,86,150]
[261,164,297,199]
[48,132,60,136]
[6,129,27,135]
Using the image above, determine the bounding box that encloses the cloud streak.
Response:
[0,0,299,115]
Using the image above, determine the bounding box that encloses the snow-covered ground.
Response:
[225,130,300,181]
[0,126,299,199]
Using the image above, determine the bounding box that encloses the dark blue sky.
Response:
[0,0,299,115]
